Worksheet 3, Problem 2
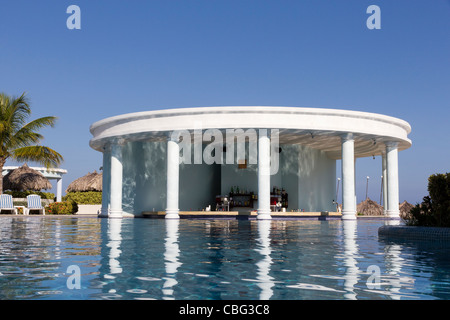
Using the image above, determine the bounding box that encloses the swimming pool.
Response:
[0,217,449,300]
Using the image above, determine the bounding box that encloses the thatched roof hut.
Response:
[3,163,52,191]
[66,171,102,192]
[399,200,414,219]
[357,198,384,216]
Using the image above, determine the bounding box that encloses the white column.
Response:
[109,141,123,218]
[341,133,356,220]
[257,129,271,220]
[166,134,180,219]
[100,144,111,218]
[382,152,388,215]
[385,141,400,218]
[56,178,62,202]
[354,158,357,210]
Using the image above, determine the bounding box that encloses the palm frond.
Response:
[21,116,58,131]
[9,116,58,148]
[0,92,31,131]
[6,130,43,149]
[0,92,32,150]
[0,93,63,182]
[12,146,64,168]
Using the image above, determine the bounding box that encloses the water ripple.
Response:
[1,217,450,299]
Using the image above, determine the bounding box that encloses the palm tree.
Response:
[0,92,63,193]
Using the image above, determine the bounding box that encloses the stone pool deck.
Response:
[141,211,343,220]
[0,212,405,220]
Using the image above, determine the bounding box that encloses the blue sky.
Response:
[0,0,449,205]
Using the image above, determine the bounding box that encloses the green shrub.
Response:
[5,190,55,200]
[62,191,102,205]
[45,201,78,215]
[13,201,27,207]
[405,173,450,227]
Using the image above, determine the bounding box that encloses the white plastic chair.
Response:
[0,194,18,215]
[25,194,45,215]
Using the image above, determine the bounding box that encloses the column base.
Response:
[341,210,357,220]
[109,209,123,219]
[98,207,109,218]
[257,210,272,220]
[165,209,180,219]
[385,210,400,219]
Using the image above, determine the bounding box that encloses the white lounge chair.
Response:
[0,194,18,215]
[25,195,45,215]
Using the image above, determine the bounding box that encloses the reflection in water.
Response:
[255,220,274,300]
[54,219,61,260]
[380,220,414,299]
[0,217,101,299]
[384,244,404,299]
[107,219,123,275]
[163,219,181,300]
[1,217,450,300]
[342,220,359,300]
[385,219,401,226]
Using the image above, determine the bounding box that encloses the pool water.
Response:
[1,217,450,300]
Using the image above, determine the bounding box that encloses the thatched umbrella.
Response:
[66,171,102,192]
[3,163,52,191]
[399,200,414,219]
[357,197,384,216]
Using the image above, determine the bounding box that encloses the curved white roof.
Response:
[89,106,411,159]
